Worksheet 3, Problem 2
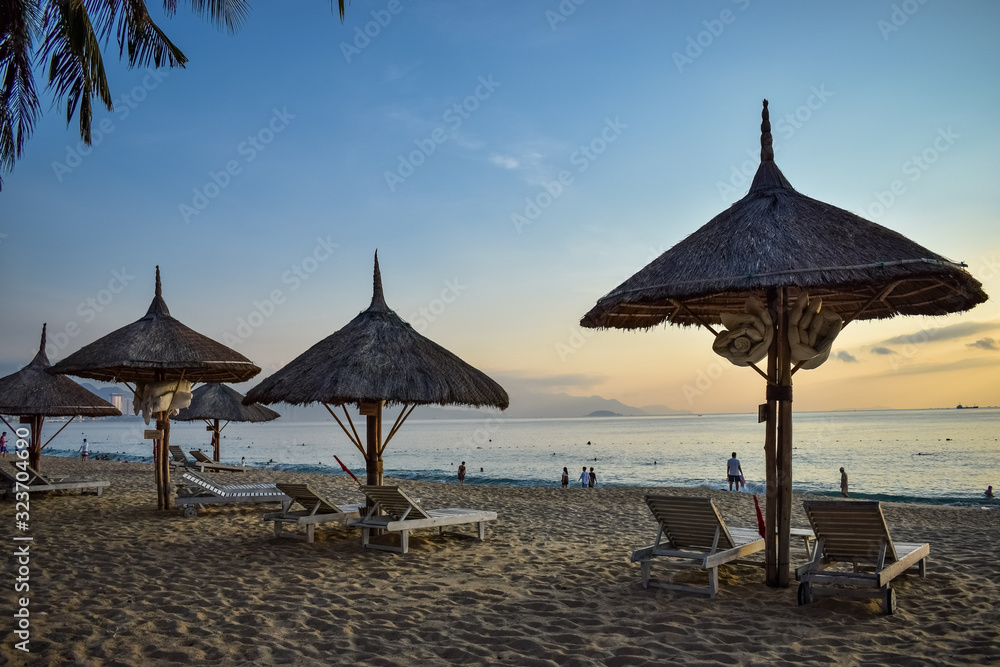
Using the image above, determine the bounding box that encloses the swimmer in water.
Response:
[986,486,994,499]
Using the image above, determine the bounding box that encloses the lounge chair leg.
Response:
[477,521,485,541]
[305,525,315,543]
[640,561,651,589]
[883,587,897,615]
[274,522,283,539]
[361,527,370,549]
[399,530,408,554]
[918,558,927,578]
[707,567,719,598]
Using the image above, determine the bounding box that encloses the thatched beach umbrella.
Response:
[0,325,121,471]
[50,267,260,509]
[174,383,279,461]
[244,253,508,490]
[581,100,987,587]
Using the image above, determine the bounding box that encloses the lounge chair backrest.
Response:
[360,485,431,520]
[803,500,898,563]
[22,464,50,485]
[0,466,20,486]
[181,471,228,496]
[169,445,189,462]
[190,450,212,463]
[644,495,736,551]
[276,483,342,515]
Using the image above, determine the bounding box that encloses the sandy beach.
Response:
[3,456,998,666]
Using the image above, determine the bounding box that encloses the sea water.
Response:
[26,408,999,506]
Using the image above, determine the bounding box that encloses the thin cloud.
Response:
[834,351,858,362]
[871,347,894,355]
[881,320,1000,346]
[489,154,520,169]
[968,337,998,351]
[878,357,1000,377]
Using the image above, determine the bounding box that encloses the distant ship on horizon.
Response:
[956,404,979,409]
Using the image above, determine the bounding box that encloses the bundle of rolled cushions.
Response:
[712,293,842,369]
[133,380,193,424]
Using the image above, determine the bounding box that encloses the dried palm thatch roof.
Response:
[244,254,509,409]
[0,325,121,417]
[581,101,988,330]
[174,383,279,423]
[49,267,260,383]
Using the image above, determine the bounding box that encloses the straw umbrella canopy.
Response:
[581,100,988,588]
[244,253,509,489]
[174,383,280,461]
[0,324,121,472]
[50,267,260,509]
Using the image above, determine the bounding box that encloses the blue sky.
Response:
[2,0,999,413]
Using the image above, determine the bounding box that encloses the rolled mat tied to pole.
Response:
[754,494,766,538]
[334,455,360,484]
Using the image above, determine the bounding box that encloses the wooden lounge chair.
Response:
[1,462,109,497]
[265,483,362,543]
[795,500,929,614]
[168,445,190,466]
[187,449,246,473]
[351,485,497,554]
[174,470,290,518]
[630,495,765,597]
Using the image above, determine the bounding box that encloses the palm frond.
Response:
[40,0,113,143]
[0,0,43,186]
[163,0,249,33]
[116,0,187,68]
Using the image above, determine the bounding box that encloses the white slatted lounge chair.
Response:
[1,463,109,497]
[265,483,363,543]
[352,485,497,554]
[630,495,765,597]
[795,500,929,614]
[187,449,247,473]
[175,470,289,518]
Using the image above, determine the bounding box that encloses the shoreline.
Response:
[2,456,998,664]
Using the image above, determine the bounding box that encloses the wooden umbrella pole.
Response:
[763,287,779,587]
[161,416,172,510]
[776,286,794,588]
[29,415,44,472]
[213,418,221,461]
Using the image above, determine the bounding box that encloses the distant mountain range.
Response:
[70,382,688,421]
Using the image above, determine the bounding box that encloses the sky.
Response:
[2,0,999,415]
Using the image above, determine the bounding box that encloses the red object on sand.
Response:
[334,455,359,483]
[753,494,766,538]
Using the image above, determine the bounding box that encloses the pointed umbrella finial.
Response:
[369,251,389,312]
[30,323,51,367]
[760,99,774,163]
[145,265,171,318]
[40,323,47,353]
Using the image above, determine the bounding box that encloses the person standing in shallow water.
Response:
[579,466,589,487]
[458,461,466,485]
[840,467,849,498]
[588,467,597,488]
[561,467,569,488]
[726,452,742,491]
